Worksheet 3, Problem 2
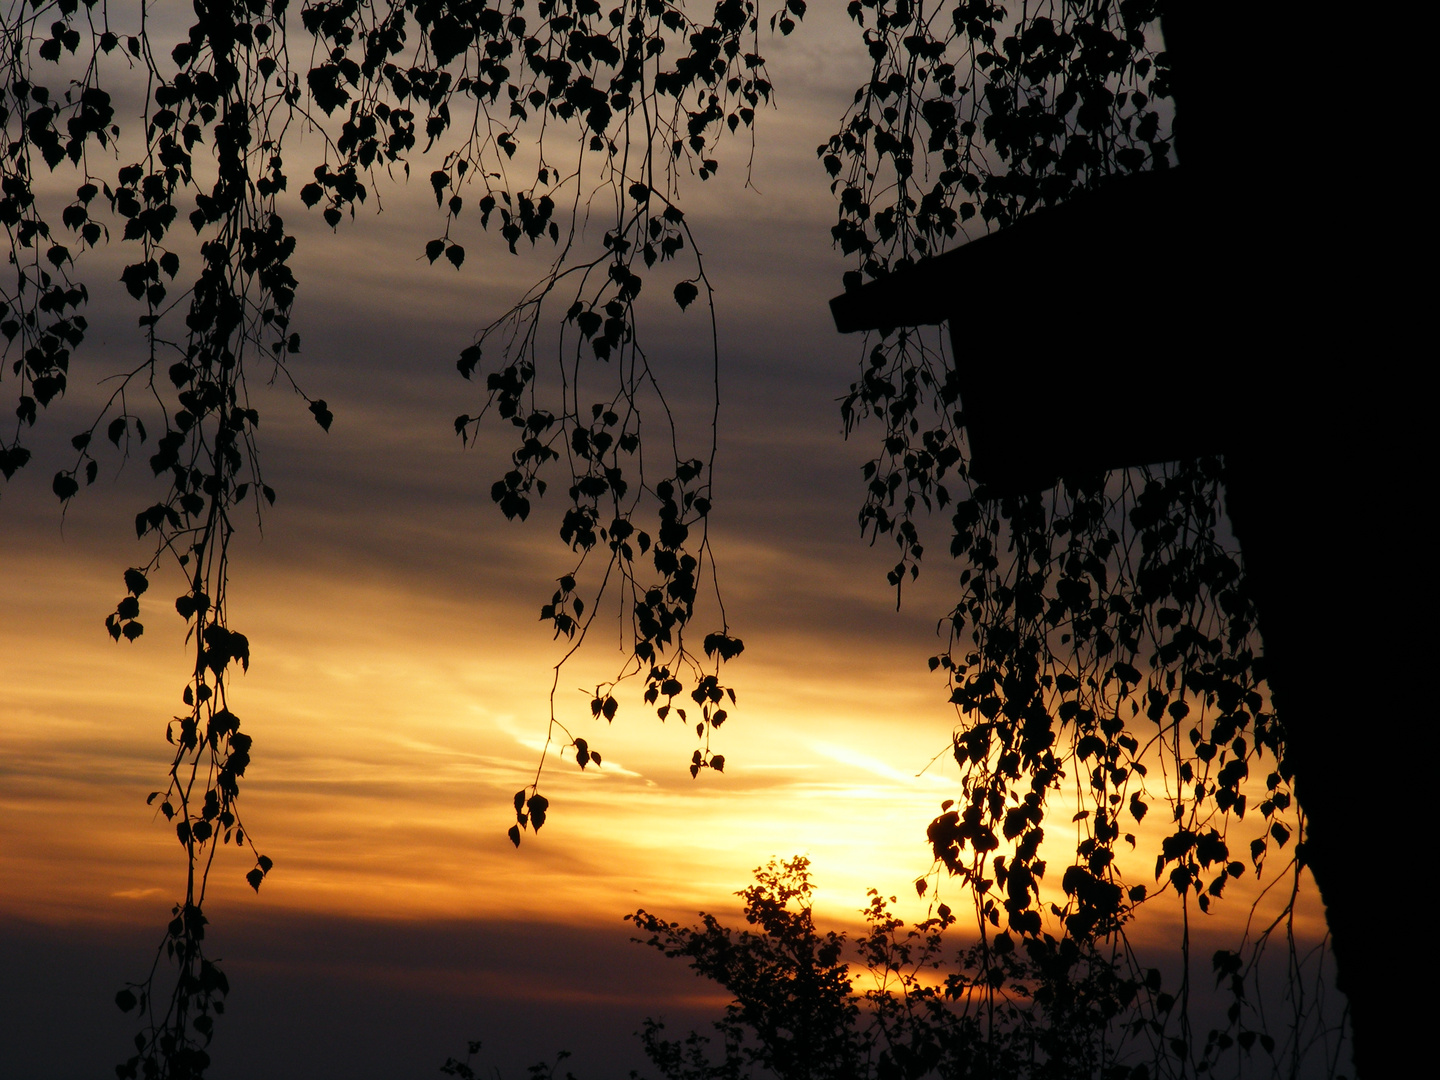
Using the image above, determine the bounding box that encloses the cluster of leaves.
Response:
[113,905,229,1080]
[115,565,272,1076]
[442,1041,578,1080]
[916,461,1355,1074]
[3,1,298,1072]
[823,0,1170,278]
[631,858,860,1080]
[928,463,1279,928]
[819,3,1344,1074]
[629,860,1348,1080]
[347,0,801,841]
[831,313,1334,1066]
[831,0,1172,592]
[0,0,112,485]
[445,861,1345,1080]
[629,858,1175,1080]
[4,2,801,1072]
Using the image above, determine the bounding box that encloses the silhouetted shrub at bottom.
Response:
[624,857,1158,1080]
[443,1042,578,1080]
[448,857,1341,1080]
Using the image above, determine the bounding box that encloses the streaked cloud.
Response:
[0,7,1336,1073]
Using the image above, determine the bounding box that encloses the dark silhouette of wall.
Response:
[831,7,1395,1075]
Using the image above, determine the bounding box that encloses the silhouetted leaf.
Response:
[309,400,333,431]
[52,471,78,501]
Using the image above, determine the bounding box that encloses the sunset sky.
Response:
[0,8,1333,1079]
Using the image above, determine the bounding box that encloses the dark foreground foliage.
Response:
[1,2,1348,1076]
[629,857,1156,1080]
[449,859,1347,1080]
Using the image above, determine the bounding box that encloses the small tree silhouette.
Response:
[630,858,1186,1080]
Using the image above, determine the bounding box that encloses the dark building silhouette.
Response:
[831,9,1394,1076]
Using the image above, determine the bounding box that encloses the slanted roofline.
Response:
[829,167,1186,335]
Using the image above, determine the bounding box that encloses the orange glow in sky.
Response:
[0,9,1335,1078]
